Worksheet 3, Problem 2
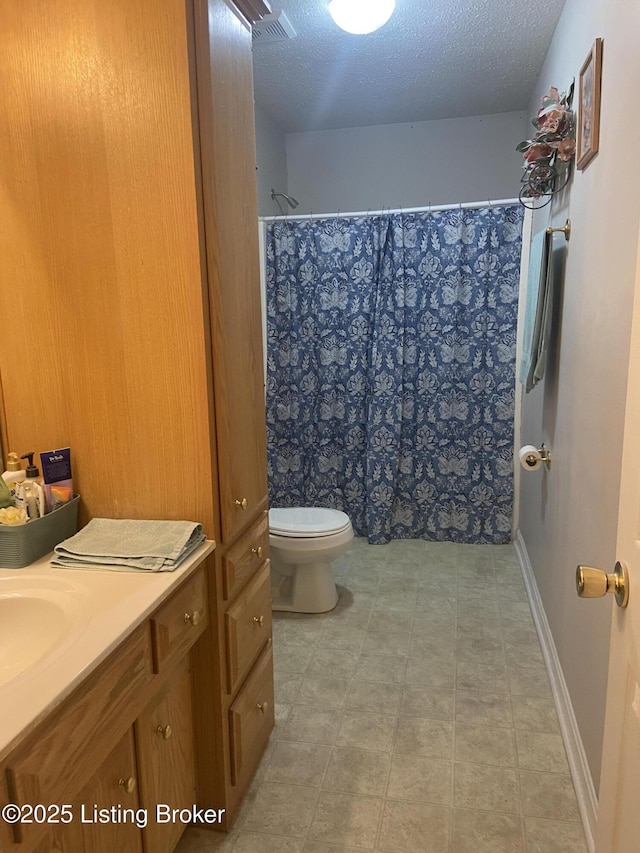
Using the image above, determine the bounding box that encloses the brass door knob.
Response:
[156,723,173,740]
[251,546,263,559]
[576,561,629,608]
[235,498,248,510]
[256,702,269,714]
[184,610,200,627]
[253,615,265,627]
[118,776,136,794]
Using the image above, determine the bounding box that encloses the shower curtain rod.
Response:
[260,197,520,223]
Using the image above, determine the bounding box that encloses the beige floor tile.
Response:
[374,591,419,612]
[454,724,516,767]
[452,808,524,852]
[367,610,413,633]
[456,661,509,694]
[400,684,455,720]
[307,648,360,680]
[233,832,304,852]
[456,615,502,640]
[455,691,513,728]
[258,542,583,853]
[335,711,396,751]
[175,827,238,852]
[515,731,569,773]
[274,645,315,675]
[280,705,342,745]
[274,672,304,705]
[455,636,505,667]
[296,676,351,709]
[508,663,552,698]
[378,574,420,593]
[264,742,331,787]
[519,771,581,821]
[404,656,455,689]
[378,799,450,853]
[308,791,382,849]
[347,679,402,714]
[524,817,588,852]
[361,628,410,656]
[354,651,407,683]
[394,716,454,758]
[239,782,319,838]
[336,589,377,611]
[319,624,367,651]
[386,754,452,804]
[453,762,519,814]
[409,633,456,660]
[511,696,560,733]
[322,746,390,796]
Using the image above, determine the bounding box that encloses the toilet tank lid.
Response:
[269,507,352,537]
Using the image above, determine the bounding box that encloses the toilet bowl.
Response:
[269,507,354,613]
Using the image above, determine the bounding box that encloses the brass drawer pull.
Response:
[251,546,263,559]
[253,615,265,627]
[156,724,173,740]
[235,498,248,510]
[256,701,269,714]
[184,610,201,627]
[118,776,136,794]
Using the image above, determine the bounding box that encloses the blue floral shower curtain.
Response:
[265,205,524,544]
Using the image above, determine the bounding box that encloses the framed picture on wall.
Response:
[577,38,603,170]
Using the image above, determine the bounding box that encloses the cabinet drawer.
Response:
[225,562,272,694]
[228,641,274,787]
[6,625,153,847]
[150,567,208,673]
[222,511,269,601]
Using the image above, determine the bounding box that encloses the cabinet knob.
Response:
[184,610,200,627]
[118,776,136,794]
[256,702,269,714]
[251,546,263,559]
[235,498,248,510]
[156,723,173,740]
[253,615,265,627]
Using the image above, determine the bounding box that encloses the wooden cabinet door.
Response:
[135,658,196,853]
[194,0,268,543]
[74,728,143,853]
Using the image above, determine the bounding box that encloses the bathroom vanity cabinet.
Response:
[0,0,272,839]
[0,564,208,853]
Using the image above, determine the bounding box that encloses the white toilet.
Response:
[269,507,354,613]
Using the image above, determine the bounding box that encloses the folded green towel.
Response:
[51,518,205,572]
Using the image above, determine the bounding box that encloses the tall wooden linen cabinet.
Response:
[0,0,273,834]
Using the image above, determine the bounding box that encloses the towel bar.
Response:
[546,218,571,241]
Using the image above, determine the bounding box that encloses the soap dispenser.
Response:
[19,452,45,518]
[2,452,26,508]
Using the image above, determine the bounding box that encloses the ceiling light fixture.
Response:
[328,0,396,35]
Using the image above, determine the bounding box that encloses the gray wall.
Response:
[284,111,528,214]
[254,101,288,217]
[518,0,640,792]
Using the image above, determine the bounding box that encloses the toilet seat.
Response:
[269,507,351,538]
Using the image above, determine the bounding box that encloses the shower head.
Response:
[271,188,299,210]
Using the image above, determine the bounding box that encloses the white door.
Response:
[593,226,640,851]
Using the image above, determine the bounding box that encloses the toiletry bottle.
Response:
[2,452,25,508]
[20,452,45,518]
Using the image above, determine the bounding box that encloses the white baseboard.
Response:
[514,529,597,852]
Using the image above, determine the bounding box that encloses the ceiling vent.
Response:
[252,10,297,46]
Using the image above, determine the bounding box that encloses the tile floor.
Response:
[177,539,588,853]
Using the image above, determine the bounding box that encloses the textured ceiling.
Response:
[252,0,566,132]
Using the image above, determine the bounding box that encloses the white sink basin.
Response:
[0,576,92,688]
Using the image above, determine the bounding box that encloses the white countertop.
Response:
[0,540,215,762]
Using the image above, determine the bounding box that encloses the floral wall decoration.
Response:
[517,84,576,208]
